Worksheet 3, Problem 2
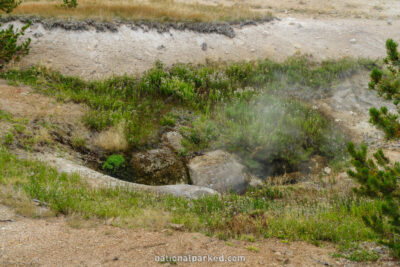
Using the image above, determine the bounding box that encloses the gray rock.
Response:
[169,223,185,230]
[131,147,188,185]
[188,150,249,193]
[201,42,207,51]
[239,20,257,29]
[350,38,357,44]
[162,131,184,152]
[155,184,219,199]
[323,167,332,175]
[22,152,217,199]
[33,32,43,38]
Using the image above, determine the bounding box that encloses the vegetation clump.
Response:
[102,154,126,177]
[62,0,78,9]
[0,57,369,176]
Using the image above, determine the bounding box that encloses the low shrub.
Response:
[102,154,126,176]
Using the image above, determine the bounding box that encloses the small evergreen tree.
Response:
[369,39,400,139]
[0,22,31,68]
[347,142,400,257]
[0,0,20,13]
[369,106,400,139]
[0,0,31,68]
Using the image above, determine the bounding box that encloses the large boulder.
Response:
[188,150,249,193]
[130,147,188,185]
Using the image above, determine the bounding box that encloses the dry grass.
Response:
[66,213,100,229]
[35,127,53,145]
[116,209,173,230]
[0,185,54,218]
[94,123,128,152]
[10,0,268,22]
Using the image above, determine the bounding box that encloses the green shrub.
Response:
[369,39,400,139]
[347,143,400,257]
[102,154,126,176]
[160,113,176,127]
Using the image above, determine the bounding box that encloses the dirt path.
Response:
[0,204,384,267]
[4,17,396,79]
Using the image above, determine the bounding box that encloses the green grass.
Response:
[0,109,50,150]
[3,132,14,146]
[0,57,374,175]
[246,245,259,252]
[333,246,380,262]
[0,146,382,252]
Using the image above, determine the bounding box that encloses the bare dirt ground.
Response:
[0,80,85,123]
[5,0,398,78]
[0,204,385,267]
[9,17,398,79]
